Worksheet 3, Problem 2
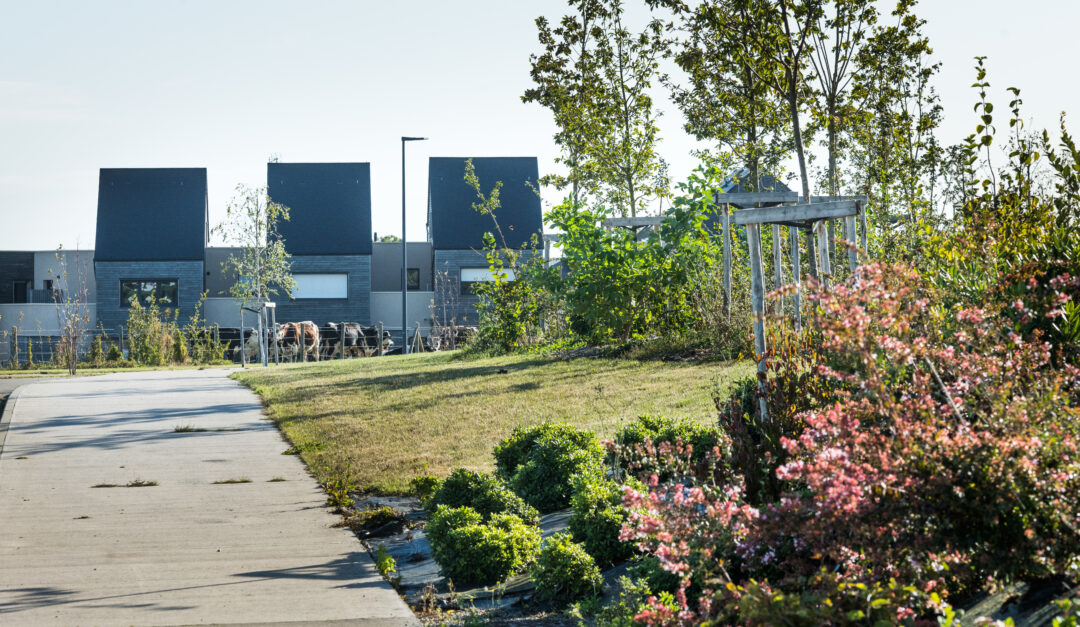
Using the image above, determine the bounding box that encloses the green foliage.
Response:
[426,505,541,586]
[524,0,667,215]
[425,468,539,525]
[105,342,122,362]
[214,184,295,308]
[125,293,179,366]
[568,475,641,567]
[494,423,605,513]
[589,576,655,626]
[171,328,188,364]
[374,545,400,589]
[531,533,602,604]
[614,413,725,482]
[24,337,33,369]
[409,473,442,505]
[184,293,229,365]
[87,335,104,367]
[323,472,355,511]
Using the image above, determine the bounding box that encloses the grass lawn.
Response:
[233,351,753,494]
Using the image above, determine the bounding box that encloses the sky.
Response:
[1,0,1077,250]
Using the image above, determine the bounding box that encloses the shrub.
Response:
[125,295,178,366]
[532,533,603,604]
[426,505,540,585]
[614,414,725,480]
[106,343,122,362]
[590,576,657,626]
[410,473,442,505]
[568,475,640,567]
[425,468,539,525]
[171,328,188,363]
[87,335,104,367]
[494,423,601,479]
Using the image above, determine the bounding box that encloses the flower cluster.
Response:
[624,262,1080,625]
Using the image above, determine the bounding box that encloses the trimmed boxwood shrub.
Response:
[425,468,539,525]
[614,414,723,473]
[569,475,643,567]
[495,423,605,513]
[531,532,603,603]
[426,505,540,585]
[494,423,603,480]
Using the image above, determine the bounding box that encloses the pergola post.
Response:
[772,223,783,312]
[857,200,869,256]
[816,220,832,289]
[721,203,732,319]
[845,214,858,273]
[746,223,769,422]
[789,225,802,329]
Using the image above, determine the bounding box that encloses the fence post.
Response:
[858,200,869,257]
[377,321,385,356]
[10,326,18,368]
[301,321,307,363]
[340,321,346,360]
[239,310,246,368]
[747,223,769,423]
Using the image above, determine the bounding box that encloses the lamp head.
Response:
[402,136,428,142]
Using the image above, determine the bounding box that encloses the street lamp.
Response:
[402,136,428,354]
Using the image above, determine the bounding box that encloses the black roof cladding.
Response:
[267,162,372,256]
[94,168,208,261]
[427,157,543,250]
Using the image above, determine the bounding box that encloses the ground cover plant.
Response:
[232,351,751,494]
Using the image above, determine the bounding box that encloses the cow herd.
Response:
[216,322,395,363]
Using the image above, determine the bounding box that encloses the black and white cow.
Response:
[323,323,394,358]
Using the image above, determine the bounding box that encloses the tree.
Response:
[848,0,942,257]
[655,0,791,189]
[526,0,668,217]
[50,247,92,375]
[213,185,295,364]
[523,0,609,205]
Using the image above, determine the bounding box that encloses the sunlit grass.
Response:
[234,351,752,495]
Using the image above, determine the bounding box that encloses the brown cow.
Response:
[277,321,320,362]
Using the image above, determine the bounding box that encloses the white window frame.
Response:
[291,273,348,300]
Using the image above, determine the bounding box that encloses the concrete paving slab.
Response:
[0,370,418,626]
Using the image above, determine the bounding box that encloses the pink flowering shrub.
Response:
[623,262,1080,625]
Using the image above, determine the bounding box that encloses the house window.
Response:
[407,268,420,291]
[292,273,348,299]
[12,280,30,304]
[121,279,178,308]
[460,267,515,295]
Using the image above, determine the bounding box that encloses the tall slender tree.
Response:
[656,0,791,188]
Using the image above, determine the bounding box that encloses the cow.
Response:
[276,321,320,362]
[324,323,394,358]
[216,327,257,363]
[428,325,478,351]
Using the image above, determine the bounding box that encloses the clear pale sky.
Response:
[1,0,1076,250]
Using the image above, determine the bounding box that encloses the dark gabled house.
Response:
[266,162,373,325]
[427,157,543,324]
[94,168,208,332]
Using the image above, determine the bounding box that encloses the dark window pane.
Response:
[407,268,420,291]
[120,279,178,308]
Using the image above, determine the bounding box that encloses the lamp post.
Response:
[401,136,427,354]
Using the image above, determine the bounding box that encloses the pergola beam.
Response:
[733,200,859,225]
[601,216,665,228]
[715,191,800,206]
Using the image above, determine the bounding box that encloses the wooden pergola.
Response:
[721,193,867,420]
[602,192,869,421]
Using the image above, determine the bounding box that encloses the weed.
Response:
[73,515,91,520]
[375,545,401,589]
[339,505,407,536]
[15,456,28,460]
[282,441,323,455]
[126,479,158,487]
[212,477,252,484]
[323,472,355,510]
[173,424,208,433]
[91,483,120,488]
[267,476,287,482]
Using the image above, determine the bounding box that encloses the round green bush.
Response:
[425,468,539,525]
[494,423,602,480]
[615,414,724,473]
[531,532,603,603]
[426,505,540,585]
[495,424,605,513]
[569,475,643,567]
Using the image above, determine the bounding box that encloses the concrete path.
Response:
[0,369,418,626]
